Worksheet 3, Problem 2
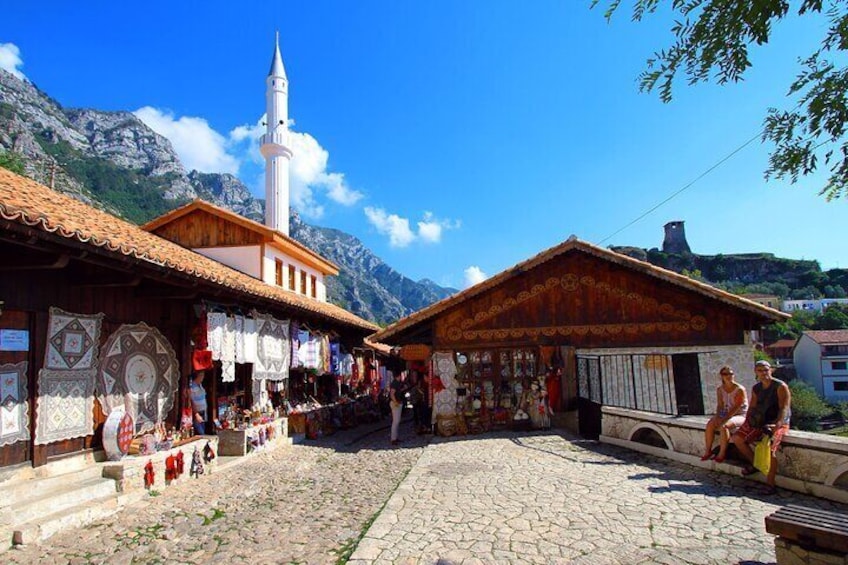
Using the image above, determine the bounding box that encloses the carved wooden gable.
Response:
[149,208,266,248]
[434,250,750,348]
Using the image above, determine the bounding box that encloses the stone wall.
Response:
[600,406,848,504]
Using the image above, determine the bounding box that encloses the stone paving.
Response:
[348,431,846,565]
[6,423,847,565]
[7,418,428,565]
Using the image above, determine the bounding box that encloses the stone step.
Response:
[11,476,118,525]
[0,466,105,507]
[11,492,123,546]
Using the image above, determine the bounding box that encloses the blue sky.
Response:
[1,1,845,289]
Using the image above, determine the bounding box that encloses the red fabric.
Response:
[144,460,155,488]
[192,349,213,371]
[165,455,176,481]
[546,371,561,412]
[176,451,185,476]
[431,376,445,393]
[192,310,208,350]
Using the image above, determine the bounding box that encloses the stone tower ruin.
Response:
[662,221,691,254]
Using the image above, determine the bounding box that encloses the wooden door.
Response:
[672,353,704,416]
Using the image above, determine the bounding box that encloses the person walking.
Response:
[389,373,405,445]
[731,360,792,494]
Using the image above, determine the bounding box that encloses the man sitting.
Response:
[731,360,791,494]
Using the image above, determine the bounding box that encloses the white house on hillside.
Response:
[793,330,848,402]
[782,298,848,313]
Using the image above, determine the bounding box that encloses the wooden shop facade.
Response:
[371,236,788,438]
[0,168,378,469]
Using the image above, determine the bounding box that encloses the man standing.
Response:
[731,360,792,493]
[389,373,405,445]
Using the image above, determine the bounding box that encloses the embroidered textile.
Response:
[221,360,235,383]
[290,321,300,368]
[97,323,179,434]
[35,368,95,445]
[234,315,246,364]
[432,352,458,417]
[243,318,258,363]
[0,362,29,446]
[45,307,104,371]
[253,313,290,381]
[340,353,354,377]
[222,316,236,364]
[299,336,320,370]
[207,312,226,361]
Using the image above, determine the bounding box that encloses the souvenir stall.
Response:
[370,238,786,439]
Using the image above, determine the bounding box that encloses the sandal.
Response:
[714,455,725,464]
[761,485,778,496]
[741,465,758,476]
[700,452,713,461]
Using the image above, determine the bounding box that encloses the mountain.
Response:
[0,69,457,324]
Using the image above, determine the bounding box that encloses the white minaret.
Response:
[260,32,293,235]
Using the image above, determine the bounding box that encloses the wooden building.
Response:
[0,168,377,469]
[371,236,788,438]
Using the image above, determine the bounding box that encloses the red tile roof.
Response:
[0,168,377,333]
[766,339,797,350]
[372,236,789,342]
[804,330,848,345]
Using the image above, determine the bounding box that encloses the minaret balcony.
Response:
[260,132,289,146]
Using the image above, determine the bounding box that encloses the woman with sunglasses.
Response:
[701,366,748,463]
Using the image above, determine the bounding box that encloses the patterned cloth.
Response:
[243,318,258,364]
[433,352,458,417]
[298,336,321,370]
[44,307,103,370]
[290,321,300,368]
[97,323,179,434]
[0,361,29,446]
[207,312,226,361]
[234,315,246,364]
[253,313,291,381]
[35,368,95,445]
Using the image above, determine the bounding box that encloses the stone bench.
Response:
[765,504,848,565]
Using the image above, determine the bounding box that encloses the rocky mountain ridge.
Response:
[0,69,456,324]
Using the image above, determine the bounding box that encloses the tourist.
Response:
[701,366,748,462]
[190,371,208,435]
[731,360,792,493]
[389,373,405,445]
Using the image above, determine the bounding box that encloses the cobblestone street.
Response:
[6,422,846,564]
[7,420,428,565]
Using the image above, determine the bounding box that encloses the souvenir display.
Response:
[102,409,134,461]
[35,368,96,445]
[44,307,103,371]
[0,361,29,446]
[97,323,178,434]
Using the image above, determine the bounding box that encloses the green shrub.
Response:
[788,380,830,431]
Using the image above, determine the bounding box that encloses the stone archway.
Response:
[629,423,673,450]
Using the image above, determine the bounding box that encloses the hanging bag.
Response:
[753,435,772,475]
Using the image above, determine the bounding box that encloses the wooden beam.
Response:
[0,253,71,271]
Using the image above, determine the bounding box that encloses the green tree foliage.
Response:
[594,0,848,199]
[790,285,825,300]
[0,150,25,175]
[788,380,831,431]
[819,303,848,329]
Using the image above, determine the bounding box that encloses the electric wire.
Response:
[596,129,763,246]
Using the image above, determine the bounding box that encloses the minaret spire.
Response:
[260,32,293,235]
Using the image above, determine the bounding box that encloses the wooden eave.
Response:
[371,236,790,344]
[142,199,339,275]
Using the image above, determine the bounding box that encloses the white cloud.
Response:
[226,117,362,218]
[463,266,488,288]
[0,42,26,81]
[134,106,240,174]
[417,211,461,244]
[365,207,460,248]
[364,207,415,248]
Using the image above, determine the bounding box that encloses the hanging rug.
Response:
[35,368,95,445]
[44,307,104,371]
[0,361,29,446]
[253,312,290,381]
[97,323,178,435]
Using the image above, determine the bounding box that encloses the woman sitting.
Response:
[701,366,748,463]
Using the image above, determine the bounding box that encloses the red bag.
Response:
[431,376,446,393]
[192,350,213,371]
